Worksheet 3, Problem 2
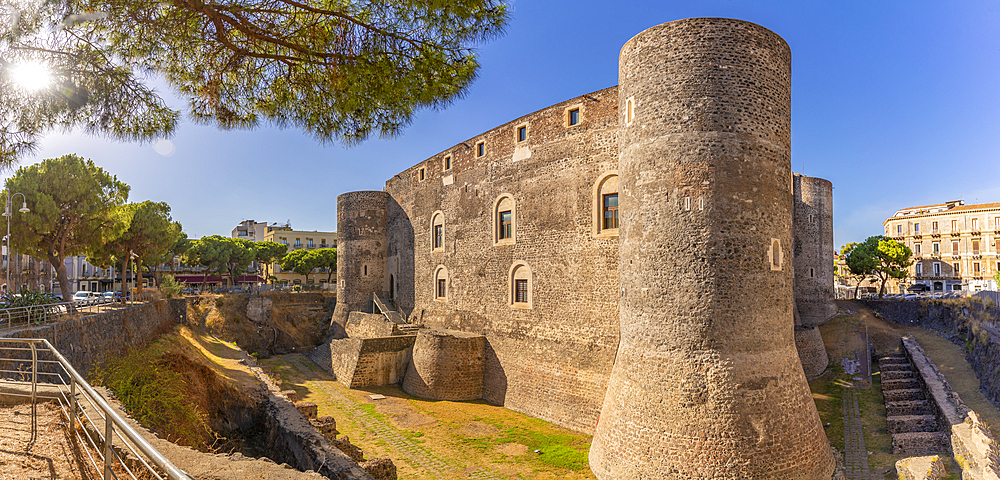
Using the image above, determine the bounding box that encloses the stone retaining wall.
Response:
[402,329,485,401]
[345,312,399,339]
[0,299,186,377]
[901,336,1000,480]
[307,336,416,388]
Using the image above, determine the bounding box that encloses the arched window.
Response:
[493,194,516,245]
[593,171,619,237]
[431,211,445,252]
[434,265,448,302]
[508,261,532,309]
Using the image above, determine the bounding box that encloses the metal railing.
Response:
[0,338,194,479]
[0,294,156,331]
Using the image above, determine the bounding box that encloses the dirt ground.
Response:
[260,354,596,480]
[0,402,96,480]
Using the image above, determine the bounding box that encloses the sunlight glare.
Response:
[11,61,52,91]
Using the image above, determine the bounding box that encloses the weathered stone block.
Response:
[887,415,939,434]
[892,432,947,455]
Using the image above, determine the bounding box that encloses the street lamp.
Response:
[2,192,30,294]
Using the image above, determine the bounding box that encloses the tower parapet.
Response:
[589,17,834,479]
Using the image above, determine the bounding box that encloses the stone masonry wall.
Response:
[307,335,415,388]
[402,329,485,401]
[1,299,184,377]
[382,86,621,433]
[345,312,398,339]
[589,18,833,479]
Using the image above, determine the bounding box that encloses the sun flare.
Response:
[10,61,52,91]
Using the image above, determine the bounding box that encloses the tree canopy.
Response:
[89,200,181,290]
[279,248,320,283]
[0,0,510,166]
[311,248,337,283]
[182,235,256,286]
[5,154,129,303]
[846,236,913,298]
[253,241,287,283]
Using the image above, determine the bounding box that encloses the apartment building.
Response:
[883,200,1000,293]
[262,228,337,287]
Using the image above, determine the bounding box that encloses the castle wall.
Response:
[383,87,621,433]
[402,329,485,401]
[589,18,834,479]
[794,174,837,325]
[332,191,390,332]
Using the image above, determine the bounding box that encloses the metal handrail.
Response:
[0,293,156,331]
[372,293,392,321]
[0,337,194,480]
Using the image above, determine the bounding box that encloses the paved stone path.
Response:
[283,354,501,480]
[843,387,877,480]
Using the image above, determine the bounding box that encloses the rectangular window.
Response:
[973,239,980,255]
[952,219,958,231]
[915,263,923,275]
[996,217,1000,229]
[933,262,941,275]
[515,279,528,303]
[295,239,302,248]
[933,221,939,233]
[897,225,903,235]
[419,167,425,181]
[603,194,619,230]
[974,262,981,274]
[568,108,580,126]
[933,242,940,254]
[954,262,960,274]
[499,211,512,240]
[308,239,314,248]
[684,197,691,211]
[913,223,920,233]
[952,241,959,255]
[437,279,446,299]
[434,224,443,249]
[517,126,527,142]
[476,141,485,157]
[972,218,979,230]
[914,243,921,254]
[444,156,451,170]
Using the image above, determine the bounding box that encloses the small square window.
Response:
[568,108,580,126]
[517,126,527,142]
[444,155,452,171]
[476,141,485,157]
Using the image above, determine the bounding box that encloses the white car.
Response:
[72,291,101,305]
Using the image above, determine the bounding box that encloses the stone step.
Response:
[883,389,926,402]
[882,370,917,381]
[880,363,914,372]
[881,353,908,359]
[882,378,922,390]
[887,415,940,434]
[891,432,948,455]
[886,401,935,417]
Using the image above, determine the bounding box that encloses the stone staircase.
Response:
[878,353,948,454]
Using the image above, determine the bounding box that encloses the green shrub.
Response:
[160,274,183,298]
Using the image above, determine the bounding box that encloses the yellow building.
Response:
[883,200,1000,294]
[261,229,337,288]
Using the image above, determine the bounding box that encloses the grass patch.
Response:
[90,345,213,449]
[459,417,590,471]
[809,369,846,452]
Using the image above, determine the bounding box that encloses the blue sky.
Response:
[9,0,1000,250]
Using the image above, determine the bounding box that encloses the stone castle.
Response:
[310,17,839,479]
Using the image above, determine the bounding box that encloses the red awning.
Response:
[174,275,264,284]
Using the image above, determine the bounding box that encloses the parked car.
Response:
[72,291,102,305]
[102,291,122,302]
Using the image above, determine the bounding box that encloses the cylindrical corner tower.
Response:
[331,191,390,334]
[403,329,486,401]
[793,174,837,326]
[589,18,834,479]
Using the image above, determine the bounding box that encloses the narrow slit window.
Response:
[698,198,704,211]
[603,194,619,230]
[444,156,451,170]
[476,141,485,157]
[972,218,979,230]
[810,268,814,277]
[419,168,425,181]
[499,211,512,240]
[625,98,634,125]
[684,197,691,211]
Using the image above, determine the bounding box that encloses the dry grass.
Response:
[0,402,97,480]
[260,354,596,480]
